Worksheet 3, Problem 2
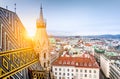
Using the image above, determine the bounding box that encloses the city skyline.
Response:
[0,0,120,36]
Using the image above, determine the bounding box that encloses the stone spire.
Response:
[40,5,43,21]
[36,4,46,28]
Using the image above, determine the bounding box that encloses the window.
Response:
[80,74,83,77]
[59,61,62,64]
[71,73,73,76]
[94,70,96,73]
[84,63,87,66]
[63,73,65,75]
[63,61,66,64]
[94,75,96,78]
[55,72,57,75]
[76,62,78,66]
[44,62,46,68]
[67,61,70,64]
[59,68,61,71]
[59,73,61,75]
[76,69,78,72]
[89,74,92,78]
[89,70,91,73]
[85,74,87,77]
[72,69,74,72]
[71,61,74,65]
[85,70,87,73]
[44,53,46,59]
[80,69,82,72]
[48,61,50,66]
[59,77,61,79]
[89,63,92,66]
[67,73,69,76]
[67,69,69,71]
[80,63,83,66]
[55,68,57,71]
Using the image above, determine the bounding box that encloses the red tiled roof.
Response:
[95,42,105,45]
[52,54,99,68]
[85,43,92,46]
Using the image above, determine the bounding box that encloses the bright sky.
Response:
[0,0,120,36]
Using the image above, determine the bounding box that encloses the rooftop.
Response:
[52,53,99,68]
[103,52,120,60]
[104,52,118,56]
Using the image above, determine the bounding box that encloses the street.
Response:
[100,69,107,79]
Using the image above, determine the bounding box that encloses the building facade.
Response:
[0,7,32,79]
[100,52,119,78]
[52,53,99,79]
[100,54,110,78]
[110,60,120,79]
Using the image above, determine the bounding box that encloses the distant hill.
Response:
[80,34,120,39]
[99,34,120,38]
[85,34,120,39]
[48,30,120,39]
[50,34,120,39]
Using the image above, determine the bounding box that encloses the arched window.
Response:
[48,61,50,66]
[44,53,46,59]
[44,62,46,68]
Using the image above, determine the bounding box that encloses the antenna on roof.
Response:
[6,6,8,9]
[14,3,16,13]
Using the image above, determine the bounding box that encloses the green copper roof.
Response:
[104,52,118,56]
[49,38,56,44]
[94,47,105,53]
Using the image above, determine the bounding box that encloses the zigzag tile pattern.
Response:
[0,48,39,79]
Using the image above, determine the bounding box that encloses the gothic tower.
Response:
[34,5,50,70]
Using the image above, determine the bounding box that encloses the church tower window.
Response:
[44,53,46,59]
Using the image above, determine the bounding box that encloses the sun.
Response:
[27,30,35,38]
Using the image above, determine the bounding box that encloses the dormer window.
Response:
[63,61,66,64]
[59,61,62,64]
[67,61,70,64]
[84,63,87,66]
[76,62,79,66]
[80,62,83,66]
[71,61,74,65]
[89,63,92,67]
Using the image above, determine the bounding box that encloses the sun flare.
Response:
[27,30,35,38]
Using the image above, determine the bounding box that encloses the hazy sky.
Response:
[0,0,120,36]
